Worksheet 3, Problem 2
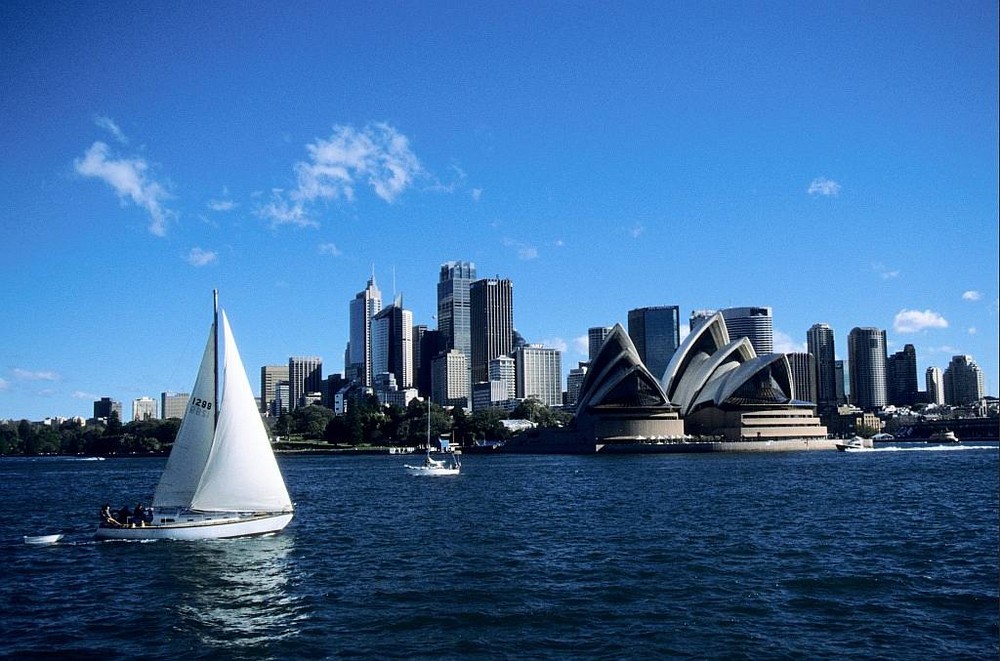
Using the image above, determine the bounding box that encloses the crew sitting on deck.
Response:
[100,504,120,527]
[133,504,146,527]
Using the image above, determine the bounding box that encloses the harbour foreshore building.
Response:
[161,392,189,420]
[132,396,157,422]
[289,356,323,411]
[260,365,289,415]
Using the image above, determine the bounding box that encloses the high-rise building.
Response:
[566,362,589,408]
[470,278,514,384]
[372,296,413,389]
[348,275,382,386]
[807,323,838,408]
[588,327,612,362]
[289,356,322,410]
[785,353,817,405]
[943,355,985,405]
[132,396,157,422]
[432,349,470,408]
[489,354,516,402]
[437,261,476,359]
[515,344,563,408]
[260,365,289,415]
[416,329,446,398]
[887,344,918,406]
[627,306,680,379]
[925,367,944,405]
[161,392,189,420]
[834,360,846,404]
[721,307,774,355]
[847,327,887,411]
[93,397,122,423]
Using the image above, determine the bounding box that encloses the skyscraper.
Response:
[943,355,985,405]
[627,306,680,379]
[807,323,837,408]
[371,296,413,389]
[785,353,817,405]
[515,344,563,408]
[132,396,157,422]
[437,261,475,358]
[925,367,944,405]
[260,365,289,415]
[588,326,612,362]
[93,397,122,422]
[289,356,322,410]
[470,278,514,384]
[348,275,382,386]
[721,307,774,355]
[847,327,887,411]
[886,344,918,406]
[432,349,470,408]
[161,392,189,420]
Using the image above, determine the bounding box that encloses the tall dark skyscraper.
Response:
[721,306,773,355]
[807,323,837,408]
[627,306,680,380]
[470,278,514,384]
[437,261,475,358]
[887,343,918,406]
[847,327,887,411]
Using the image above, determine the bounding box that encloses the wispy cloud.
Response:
[208,188,236,212]
[0,378,8,391]
[72,390,99,400]
[503,238,538,260]
[808,177,841,197]
[872,262,900,279]
[962,290,982,301]
[573,334,588,356]
[75,141,171,236]
[93,115,128,143]
[774,330,806,353]
[968,327,977,335]
[471,188,482,202]
[185,247,217,267]
[537,337,568,353]
[893,309,948,333]
[318,242,342,257]
[259,123,424,228]
[630,223,645,238]
[12,368,60,381]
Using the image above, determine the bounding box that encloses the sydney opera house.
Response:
[519,312,828,452]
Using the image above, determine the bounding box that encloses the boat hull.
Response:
[405,466,460,476]
[95,511,293,541]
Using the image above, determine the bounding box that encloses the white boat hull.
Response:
[405,466,460,476]
[24,534,63,545]
[95,511,293,541]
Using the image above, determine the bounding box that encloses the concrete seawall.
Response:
[596,438,841,453]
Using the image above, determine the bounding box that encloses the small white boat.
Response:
[835,436,875,452]
[24,534,63,545]
[406,450,461,476]
[95,292,293,541]
[928,429,959,443]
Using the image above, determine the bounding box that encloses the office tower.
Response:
[925,367,944,405]
[847,327,887,411]
[348,275,382,386]
[161,392,189,420]
[515,344,563,408]
[289,356,323,410]
[416,329,446,398]
[93,397,122,422]
[807,323,837,408]
[371,296,413,389]
[489,354,517,402]
[886,344,918,406]
[588,327,612,362]
[785,353,817,405]
[132,396,157,422]
[627,306,681,379]
[432,349,470,408]
[260,365,290,415]
[470,278,514,384]
[566,362,589,408]
[437,261,476,358]
[943,355,985,405]
[721,307,774,355]
[834,360,846,404]
[689,310,715,335]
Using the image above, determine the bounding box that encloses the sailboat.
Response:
[405,401,461,476]
[96,292,294,540]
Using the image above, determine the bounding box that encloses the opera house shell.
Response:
[569,314,826,446]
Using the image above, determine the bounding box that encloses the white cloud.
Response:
[72,390,98,400]
[962,290,982,301]
[0,378,8,391]
[773,330,806,354]
[208,190,235,212]
[93,115,128,143]
[573,334,589,356]
[256,190,318,229]
[538,337,568,353]
[808,177,841,196]
[12,368,59,381]
[502,238,538,260]
[471,188,482,202]
[968,327,977,335]
[318,243,342,257]
[185,247,217,267]
[630,223,644,238]
[872,262,900,279]
[893,309,948,333]
[75,141,171,236]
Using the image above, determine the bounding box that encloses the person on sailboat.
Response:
[100,504,120,527]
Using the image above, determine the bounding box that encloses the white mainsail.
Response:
[190,311,292,512]
[152,325,218,509]
[152,307,291,513]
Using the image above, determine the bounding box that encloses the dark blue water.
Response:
[2,446,997,659]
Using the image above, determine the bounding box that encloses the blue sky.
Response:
[2,2,997,421]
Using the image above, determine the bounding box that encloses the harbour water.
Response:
[2,446,997,659]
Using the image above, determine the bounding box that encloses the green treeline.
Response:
[0,395,572,456]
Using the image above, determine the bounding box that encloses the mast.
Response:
[213,289,219,430]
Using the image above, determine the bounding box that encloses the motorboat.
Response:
[928,429,959,443]
[95,291,294,541]
[835,436,875,452]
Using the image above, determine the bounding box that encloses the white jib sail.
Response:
[152,322,218,509]
[190,310,293,513]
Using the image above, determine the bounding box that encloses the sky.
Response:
[1,1,997,422]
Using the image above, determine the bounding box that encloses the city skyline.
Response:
[2,3,997,421]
